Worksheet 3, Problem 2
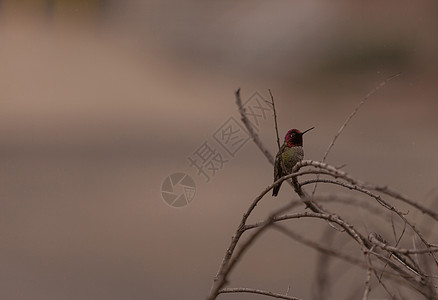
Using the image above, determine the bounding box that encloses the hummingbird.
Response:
[272,127,314,196]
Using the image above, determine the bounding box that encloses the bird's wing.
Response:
[273,145,286,196]
[274,145,285,181]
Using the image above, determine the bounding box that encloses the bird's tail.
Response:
[272,182,282,197]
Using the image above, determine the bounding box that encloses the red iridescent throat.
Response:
[285,130,303,147]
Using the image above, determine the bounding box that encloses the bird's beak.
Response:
[302,127,315,135]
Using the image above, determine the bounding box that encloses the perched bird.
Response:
[272,127,314,196]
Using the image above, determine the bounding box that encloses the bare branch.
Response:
[297,160,438,271]
[301,178,394,210]
[374,185,438,222]
[208,169,320,299]
[246,210,365,247]
[235,89,275,164]
[209,87,438,300]
[362,247,374,300]
[208,201,297,299]
[295,160,438,222]
[369,233,438,255]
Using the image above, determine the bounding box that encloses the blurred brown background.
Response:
[1,1,438,299]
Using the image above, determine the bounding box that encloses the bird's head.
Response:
[284,127,314,147]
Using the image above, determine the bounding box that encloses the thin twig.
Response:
[269,89,288,197]
[370,258,397,300]
[368,250,433,298]
[219,287,301,300]
[312,227,336,300]
[268,89,282,154]
[374,185,438,222]
[311,73,401,198]
[391,215,398,243]
[379,218,408,282]
[362,246,374,300]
